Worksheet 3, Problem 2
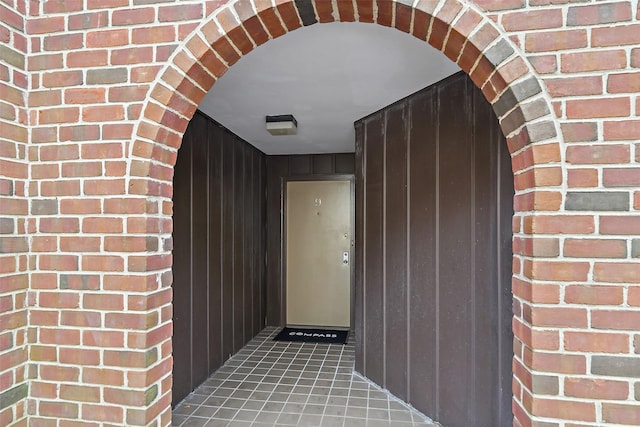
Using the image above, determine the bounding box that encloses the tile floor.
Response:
[171,327,438,427]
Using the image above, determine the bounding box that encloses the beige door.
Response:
[286,180,351,328]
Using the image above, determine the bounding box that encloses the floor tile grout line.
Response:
[171,326,437,427]
[273,341,305,425]
[256,330,304,425]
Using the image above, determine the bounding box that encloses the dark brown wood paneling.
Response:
[355,72,514,427]
[172,110,266,407]
[172,119,192,406]
[221,130,235,361]
[407,87,438,417]
[312,154,334,174]
[244,148,254,341]
[384,103,408,400]
[233,139,245,352]
[207,122,223,372]
[264,153,355,326]
[289,155,312,175]
[191,113,209,389]
[437,73,472,426]
[363,117,385,387]
[497,100,515,427]
[265,156,288,326]
[471,79,497,425]
[254,152,266,335]
[354,124,365,373]
[335,153,356,174]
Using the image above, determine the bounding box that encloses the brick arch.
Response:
[129,1,560,425]
[132,0,559,175]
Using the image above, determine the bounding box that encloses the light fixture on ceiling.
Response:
[266,114,297,136]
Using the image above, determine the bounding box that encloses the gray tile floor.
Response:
[172,327,438,427]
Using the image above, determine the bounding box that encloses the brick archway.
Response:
[129,1,560,425]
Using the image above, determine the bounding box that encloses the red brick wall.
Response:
[1,0,639,425]
[0,0,29,425]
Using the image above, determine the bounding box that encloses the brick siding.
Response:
[0,0,29,425]
[0,0,639,426]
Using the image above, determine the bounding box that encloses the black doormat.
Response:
[273,327,349,344]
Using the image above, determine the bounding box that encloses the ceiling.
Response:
[198,22,459,155]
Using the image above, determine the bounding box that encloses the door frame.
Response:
[280,174,356,329]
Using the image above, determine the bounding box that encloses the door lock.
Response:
[343,251,349,265]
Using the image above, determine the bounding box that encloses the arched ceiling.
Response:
[198,22,459,155]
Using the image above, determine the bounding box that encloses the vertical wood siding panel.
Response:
[172,122,193,406]
[384,103,408,400]
[407,87,438,416]
[312,154,334,174]
[335,153,356,174]
[172,111,268,405]
[289,154,312,175]
[208,122,223,372]
[363,116,385,386]
[244,146,254,343]
[354,124,366,373]
[265,156,289,325]
[233,139,245,353]
[221,129,236,361]
[258,155,267,333]
[251,150,260,337]
[436,74,472,426]
[191,113,210,388]
[355,72,513,426]
[497,109,515,427]
[470,79,497,425]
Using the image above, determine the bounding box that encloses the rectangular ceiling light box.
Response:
[266,114,297,136]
